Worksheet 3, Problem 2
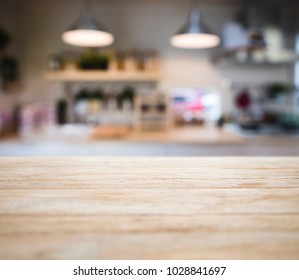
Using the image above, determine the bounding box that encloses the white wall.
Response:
[1,0,292,114]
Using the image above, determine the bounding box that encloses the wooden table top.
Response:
[0,157,299,260]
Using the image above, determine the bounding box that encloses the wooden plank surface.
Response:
[0,157,299,259]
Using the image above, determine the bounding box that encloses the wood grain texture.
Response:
[0,157,299,260]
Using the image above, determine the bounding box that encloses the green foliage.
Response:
[90,89,104,100]
[119,86,135,101]
[79,51,109,70]
[279,113,299,131]
[75,88,104,101]
[76,88,89,101]
[0,27,11,50]
[267,83,292,99]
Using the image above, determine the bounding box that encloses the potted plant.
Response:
[279,113,299,133]
[89,89,104,112]
[117,86,135,109]
[74,89,89,117]
[0,56,18,88]
[0,27,11,53]
[79,50,109,70]
[0,27,19,91]
[266,83,292,100]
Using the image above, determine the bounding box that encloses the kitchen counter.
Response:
[0,157,299,259]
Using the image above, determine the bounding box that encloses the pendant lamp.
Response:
[62,1,114,47]
[170,4,220,49]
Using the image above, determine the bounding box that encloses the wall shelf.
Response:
[212,51,298,68]
[44,70,161,82]
[214,60,295,69]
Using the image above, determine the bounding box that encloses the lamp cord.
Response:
[191,0,200,10]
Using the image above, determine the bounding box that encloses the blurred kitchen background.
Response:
[1,0,299,156]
